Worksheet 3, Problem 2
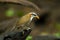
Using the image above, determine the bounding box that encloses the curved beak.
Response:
[35,16,39,19]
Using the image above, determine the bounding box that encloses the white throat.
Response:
[30,16,35,22]
[27,16,34,26]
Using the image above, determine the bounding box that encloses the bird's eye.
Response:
[32,14,36,16]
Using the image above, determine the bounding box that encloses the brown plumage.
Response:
[17,13,31,26]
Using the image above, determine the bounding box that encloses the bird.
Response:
[11,12,39,32]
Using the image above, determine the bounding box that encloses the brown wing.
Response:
[17,13,31,25]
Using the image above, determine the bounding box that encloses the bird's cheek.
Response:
[29,13,32,17]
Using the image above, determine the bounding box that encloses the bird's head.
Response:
[29,12,39,21]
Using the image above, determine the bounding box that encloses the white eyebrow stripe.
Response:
[31,12,37,15]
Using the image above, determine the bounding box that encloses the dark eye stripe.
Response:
[32,14,36,16]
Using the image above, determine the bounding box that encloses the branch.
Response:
[0,0,41,13]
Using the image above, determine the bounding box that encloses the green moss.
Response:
[17,11,24,17]
[5,8,14,17]
[54,32,60,37]
[54,23,60,37]
[55,23,60,30]
[5,8,25,17]
[26,35,32,40]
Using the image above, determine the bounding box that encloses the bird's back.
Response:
[16,13,31,26]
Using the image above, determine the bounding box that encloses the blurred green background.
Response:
[0,0,60,40]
